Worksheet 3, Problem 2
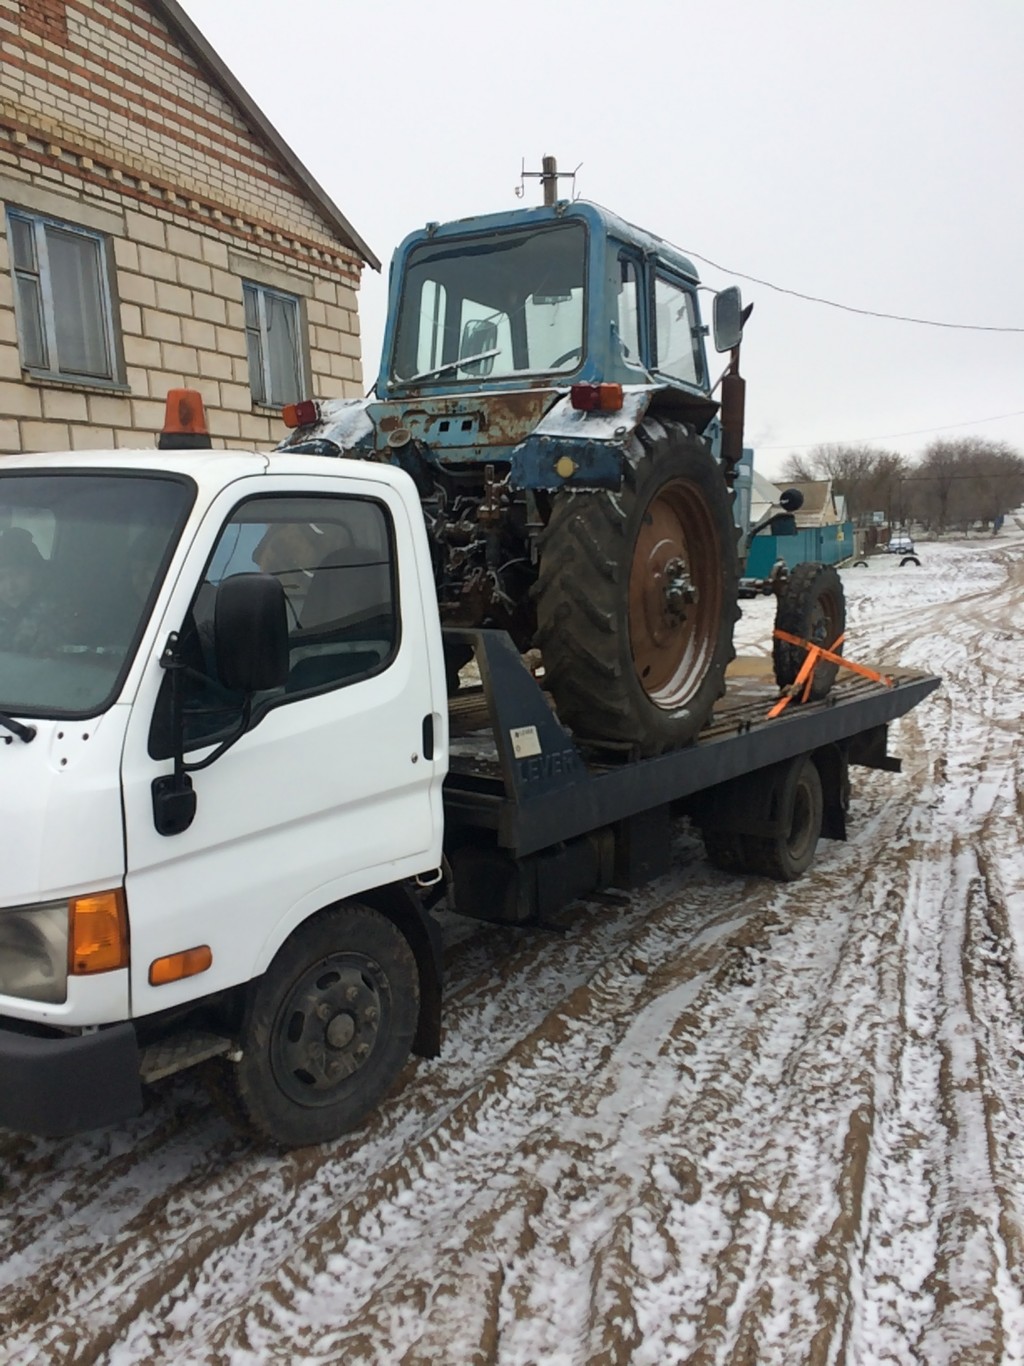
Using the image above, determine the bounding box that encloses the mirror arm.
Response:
[180,697,253,773]
[151,633,255,835]
[152,631,197,836]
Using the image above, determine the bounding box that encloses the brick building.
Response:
[0,0,377,454]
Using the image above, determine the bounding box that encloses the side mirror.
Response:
[779,487,804,513]
[713,286,744,354]
[214,573,289,692]
[460,318,498,377]
[768,513,798,538]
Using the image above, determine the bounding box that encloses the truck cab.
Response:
[0,447,448,1140]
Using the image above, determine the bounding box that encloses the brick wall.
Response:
[0,0,366,453]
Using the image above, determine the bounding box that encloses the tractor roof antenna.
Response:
[515,156,581,205]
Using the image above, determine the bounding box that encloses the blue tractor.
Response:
[279,197,815,755]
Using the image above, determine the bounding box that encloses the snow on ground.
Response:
[2,533,1023,1365]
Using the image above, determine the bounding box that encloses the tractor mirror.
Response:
[713,287,744,353]
[779,488,805,513]
[460,318,498,376]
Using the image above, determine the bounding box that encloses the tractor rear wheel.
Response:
[535,421,739,755]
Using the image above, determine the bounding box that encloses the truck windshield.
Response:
[0,472,193,717]
[391,220,586,385]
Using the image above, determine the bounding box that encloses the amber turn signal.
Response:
[70,889,129,975]
[149,945,213,987]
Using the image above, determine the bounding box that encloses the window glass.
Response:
[0,473,193,716]
[415,280,447,375]
[49,228,110,378]
[6,209,120,384]
[243,282,304,407]
[392,220,586,383]
[156,495,399,755]
[14,275,47,370]
[9,216,35,271]
[654,275,703,386]
[617,257,641,363]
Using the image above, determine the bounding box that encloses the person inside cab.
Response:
[0,527,51,652]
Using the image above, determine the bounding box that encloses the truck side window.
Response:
[653,275,703,386]
[149,494,399,757]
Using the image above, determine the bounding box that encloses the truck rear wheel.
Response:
[702,754,824,882]
[773,562,846,702]
[535,422,739,755]
[234,905,419,1147]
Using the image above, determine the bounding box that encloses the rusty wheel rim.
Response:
[807,588,843,653]
[628,478,722,709]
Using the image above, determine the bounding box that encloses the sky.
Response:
[179,0,1024,481]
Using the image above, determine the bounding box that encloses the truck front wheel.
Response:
[535,421,739,755]
[234,905,419,1147]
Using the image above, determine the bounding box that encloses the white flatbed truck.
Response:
[0,415,938,1146]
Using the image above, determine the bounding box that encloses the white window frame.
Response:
[243,281,307,408]
[6,206,122,385]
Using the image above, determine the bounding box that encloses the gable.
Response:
[4,0,377,268]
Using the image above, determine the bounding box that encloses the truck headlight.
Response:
[0,900,69,1004]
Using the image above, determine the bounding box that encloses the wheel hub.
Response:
[325,1012,356,1049]
[662,556,699,621]
[271,957,383,1104]
[628,479,720,702]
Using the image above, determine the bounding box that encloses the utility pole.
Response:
[517,156,579,205]
[541,155,558,206]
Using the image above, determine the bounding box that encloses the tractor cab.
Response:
[280,201,743,482]
[277,199,751,758]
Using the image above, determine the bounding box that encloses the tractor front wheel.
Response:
[772,562,846,702]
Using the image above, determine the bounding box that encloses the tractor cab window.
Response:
[654,275,704,387]
[616,256,642,364]
[392,220,586,384]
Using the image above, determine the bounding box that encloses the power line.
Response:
[758,407,1024,451]
[686,249,1024,333]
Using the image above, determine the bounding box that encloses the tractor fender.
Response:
[276,395,376,457]
[509,386,654,491]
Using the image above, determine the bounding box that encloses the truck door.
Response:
[120,474,445,1017]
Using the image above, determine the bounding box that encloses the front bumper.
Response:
[0,1019,142,1138]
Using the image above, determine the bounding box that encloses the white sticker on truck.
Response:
[510,725,542,759]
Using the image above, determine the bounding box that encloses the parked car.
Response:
[886,533,916,555]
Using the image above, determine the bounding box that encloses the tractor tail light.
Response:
[282,400,320,429]
[570,382,623,413]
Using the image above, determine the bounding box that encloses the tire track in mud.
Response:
[3,538,1023,1364]
[843,544,1024,1363]
[104,776,930,1364]
[0,851,769,1364]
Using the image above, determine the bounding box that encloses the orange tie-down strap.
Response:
[767,630,893,719]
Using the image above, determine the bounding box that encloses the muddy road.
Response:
[2,535,1023,1365]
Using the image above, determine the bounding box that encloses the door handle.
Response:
[422,713,434,761]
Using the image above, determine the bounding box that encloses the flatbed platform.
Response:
[442,631,940,857]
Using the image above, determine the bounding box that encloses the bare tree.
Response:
[780,444,907,522]
[907,438,1024,531]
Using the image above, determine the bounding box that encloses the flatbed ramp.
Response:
[443,629,940,856]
